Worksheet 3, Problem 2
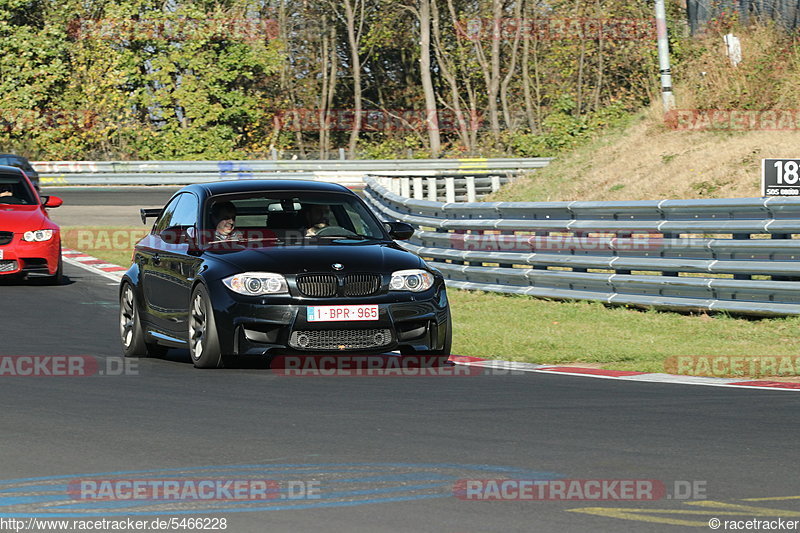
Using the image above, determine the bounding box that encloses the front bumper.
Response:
[205,281,450,356]
[0,233,60,276]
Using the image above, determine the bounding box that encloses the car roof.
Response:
[0,165,26,176]
[0,154,30,161]
[185,180,352,197]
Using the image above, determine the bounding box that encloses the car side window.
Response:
[170,193,199,228]
[152,194,184,234]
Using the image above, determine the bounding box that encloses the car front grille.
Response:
[0,260,18,272]
[296,274,337,297]
[343,274,381,296]
[296,273,381,297]
[0,232,12,246]
[289,329,392,350]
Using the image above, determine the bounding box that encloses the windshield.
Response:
[204,191,387,247]
[0,173,36,205]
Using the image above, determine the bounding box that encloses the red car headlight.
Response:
[23,230,54,242]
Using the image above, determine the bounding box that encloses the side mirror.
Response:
[43,196,63,208]
[161,225,195,246]
[384,221,415,241]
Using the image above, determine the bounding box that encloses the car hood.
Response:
[0,205,50,231]
[207,242,424,275]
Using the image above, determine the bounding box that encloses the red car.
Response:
[0,166,63,284]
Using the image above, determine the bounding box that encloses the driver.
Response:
[305,204,332,236]
[0,184,13,198]
[211,201,243,242]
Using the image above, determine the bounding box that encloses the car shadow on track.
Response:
[159,349,273,369]
[0,274,76,287]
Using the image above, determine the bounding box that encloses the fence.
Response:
[363,176,800,316]
[33,158,551,187]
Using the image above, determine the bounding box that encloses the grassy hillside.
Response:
[493,109,800,201]
[494,24,800,202]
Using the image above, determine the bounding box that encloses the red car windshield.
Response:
[0,174,36,205]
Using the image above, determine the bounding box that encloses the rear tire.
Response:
[120,282,168,358]
[188,284,227,369]
[120,282,147,357]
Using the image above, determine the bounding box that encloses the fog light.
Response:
[374,332,385,345]
[297,334,310,348]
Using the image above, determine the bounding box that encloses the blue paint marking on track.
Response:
[0,463,565,517]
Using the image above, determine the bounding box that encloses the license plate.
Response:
[307,305,379,322]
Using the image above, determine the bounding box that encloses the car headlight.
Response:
[22,230,54,242]
[223,272,288,295]
[390,269,434,292]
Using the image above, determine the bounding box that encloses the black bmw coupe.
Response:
[119,180,452,368]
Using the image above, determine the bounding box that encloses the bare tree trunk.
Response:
[473,0,503,142]
[521,31,536,131]
[434,0,474,151]
[574,0,586,116]
[500,0,523,130]
[344,0,363,157]
[325,27,338,157]
[318,24,338,159]
[268,0,289,151]
[593,0,604,112]
[319,27,330,159]
[419,0,441,157]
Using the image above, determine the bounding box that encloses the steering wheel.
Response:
[314,225,359,238]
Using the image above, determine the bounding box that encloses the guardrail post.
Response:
[771,234,793,281]
[445,177,455,203]
[466,176,476,202]
[427,177,437,201]
[732,233,752,280]
[413,177,424,200]
[270,148,278,160]
[391,178,401,195]
[497,230,514,268]
[491,175,501,193]
[401,178,411,198]
[339,148,346,160]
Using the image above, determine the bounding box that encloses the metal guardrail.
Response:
[370,175,510,202]
[33,158,551,186]
[363,176,800,316]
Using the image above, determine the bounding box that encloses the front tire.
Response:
[188,284,227,369]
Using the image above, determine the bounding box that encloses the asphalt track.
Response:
[0,263,799,533]
[43,187,180,226]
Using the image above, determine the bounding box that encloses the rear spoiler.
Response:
[140,208,163,224]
